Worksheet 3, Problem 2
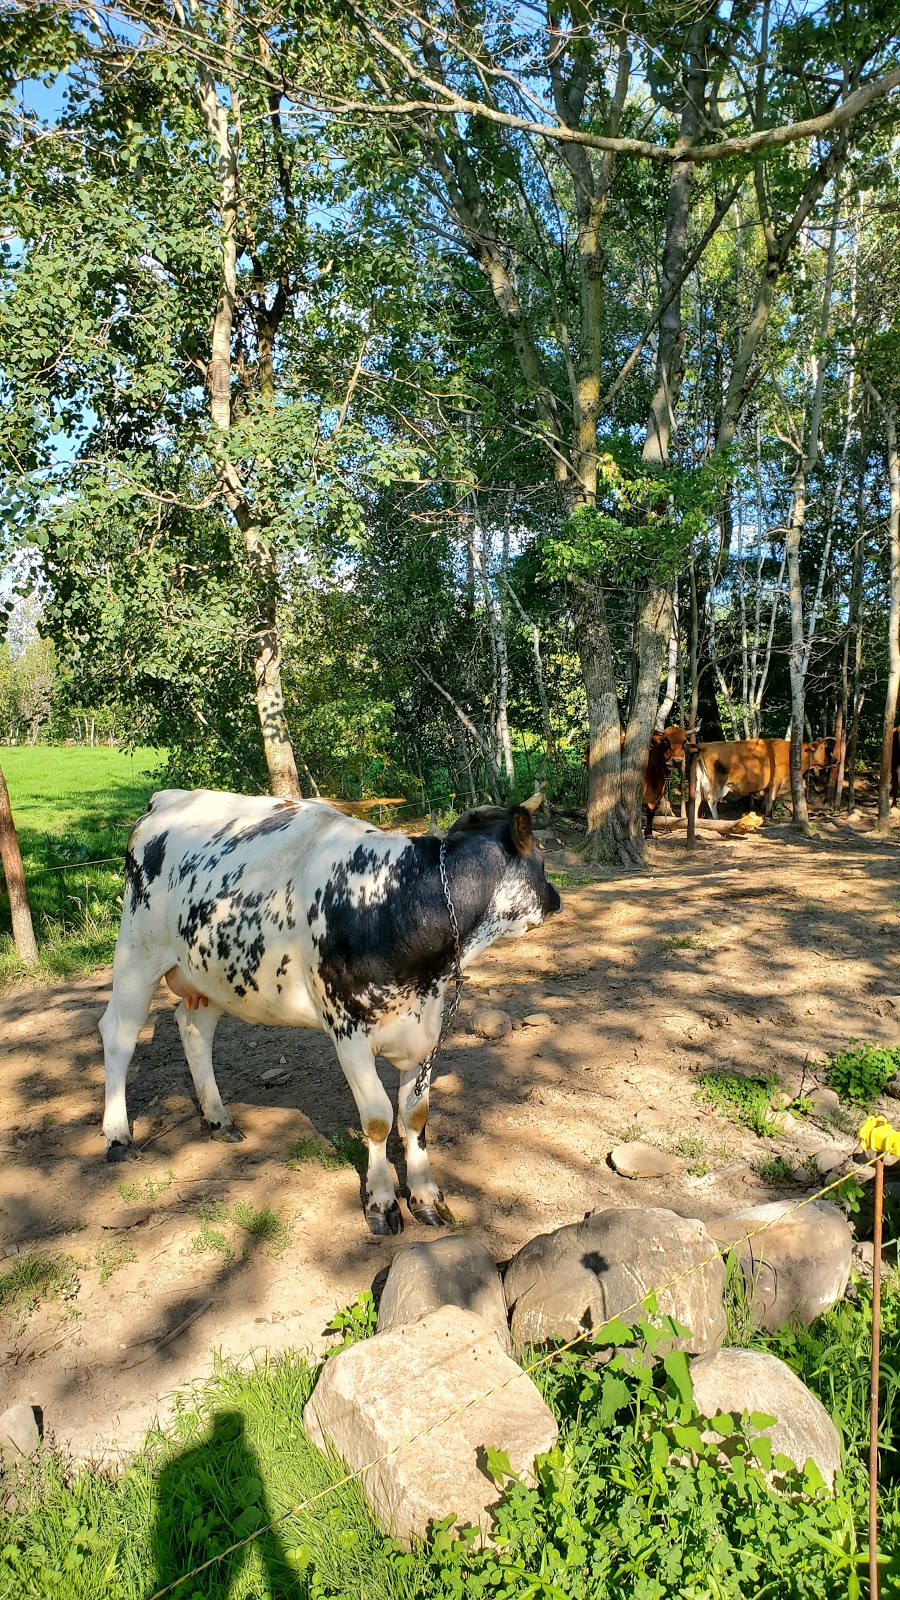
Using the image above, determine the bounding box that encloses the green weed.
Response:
[696,1069,779,1137]
[547,872,595,887]
[192,1223,234,1263]
[723,1250,763,1345]
[94,1239,136,1285]
[0,1250,79,1329]
[668,930,706,950]
[230,1201,292,1258]
[753,1154,796,1185]
[285,1131,366,1173]
[671,1134,709,1174]
[116,1167,175,1204]
[823,1040,900,1106]
[324,1290,378,1352]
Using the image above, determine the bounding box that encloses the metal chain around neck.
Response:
[411,836,464,1102]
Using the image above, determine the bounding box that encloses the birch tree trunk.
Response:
[869,393,900,831]
[195,15,300,798]
[785,186,842,829]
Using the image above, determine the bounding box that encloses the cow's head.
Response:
[802,736,830,773]
[447,799,562,933]
[661,725,689,763]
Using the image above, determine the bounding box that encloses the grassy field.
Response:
[0,746,164,984]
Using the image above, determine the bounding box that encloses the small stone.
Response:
[377,1236,510,1352]
[100,1206,152,1231]
[638,1109,669,1131]
[807,1087,841,1115]
[770,1091,793,1111]
[279,1055,287,1066]
[472,1009,512,1041]
[522,1013,552,1027]
[0,1404,41,1461]
[303,1306,557,1545]
[260,1068,290,1084]
[791,1167,810,1185]
[881,995,900,1013]
[886,1076,900,1101]
[610,1141,683,1179]
[690,1347,841,1487]
[812,1148,844,1176]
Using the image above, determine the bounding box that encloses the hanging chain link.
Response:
[411,836,464,1102]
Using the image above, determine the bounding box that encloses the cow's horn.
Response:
[520,786,545,815]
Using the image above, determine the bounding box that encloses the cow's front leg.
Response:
[397,1066,454,1227]
[334,1035,401,1236]
[174,999,244,1143]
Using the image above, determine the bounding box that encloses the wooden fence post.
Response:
[0,762,39,968]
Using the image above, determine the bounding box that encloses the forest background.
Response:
[2,0,900,866]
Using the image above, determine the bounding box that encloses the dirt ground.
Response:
[2,805,899,1464]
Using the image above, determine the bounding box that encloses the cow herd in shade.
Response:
[98,724,897,1234]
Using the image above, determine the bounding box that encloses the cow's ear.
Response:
[508,805,534,857]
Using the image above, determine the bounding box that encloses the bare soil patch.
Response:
[2,809,899,1461]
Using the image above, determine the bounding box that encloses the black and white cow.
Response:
[99,789,561,1234]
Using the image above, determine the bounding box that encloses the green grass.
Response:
[752,1154,796,1186]
[191,1199,293,1263]
[287,1131,368,1174]
[547,872,596,887]
[0,1249,80,1331]
[0,746,163,984]
[94,1239,136,1285]
[116,1168,175,1205]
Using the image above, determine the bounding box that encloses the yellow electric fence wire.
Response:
[147,1154,885,1599]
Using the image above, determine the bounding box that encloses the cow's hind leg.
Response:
[174,1000,244,1143]
[333,1034,401,1235]
[99,966,161,1161]
[396,1065,453,1227]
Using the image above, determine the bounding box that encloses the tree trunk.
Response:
[877,403,900,831]
[0,763,38,968]
[196,27,300,799]
[571,577,631,862]
[785,461,811,830]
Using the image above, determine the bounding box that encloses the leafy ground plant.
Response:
[753,1154,796,1185]
[824,1041,900,1106]
[696,1069,779,1137]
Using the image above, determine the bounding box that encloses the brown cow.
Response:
[697,736,830,819]
[643,730,676,837]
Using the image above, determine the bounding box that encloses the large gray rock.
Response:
[303,1305,557,1544]
[707,1200,851,1331]
[0,1403,41,1461]
[690,1347,841,1487]
[377,1236,511,1353]
[503,1207,726,1354]
[472,1009,512,1040]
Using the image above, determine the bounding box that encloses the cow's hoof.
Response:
[409,1194,454,1227]
[205,1121,245,1145]
[366,1200,403,1237]
[106,1140,139,1163]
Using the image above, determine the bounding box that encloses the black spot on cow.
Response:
[141,831,168,888]
[276,953,291,978]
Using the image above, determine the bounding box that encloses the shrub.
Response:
[824,1041,900,1106]
[695,1070,779,1137]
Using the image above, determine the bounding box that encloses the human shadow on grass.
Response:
[151,1410,299,1599]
